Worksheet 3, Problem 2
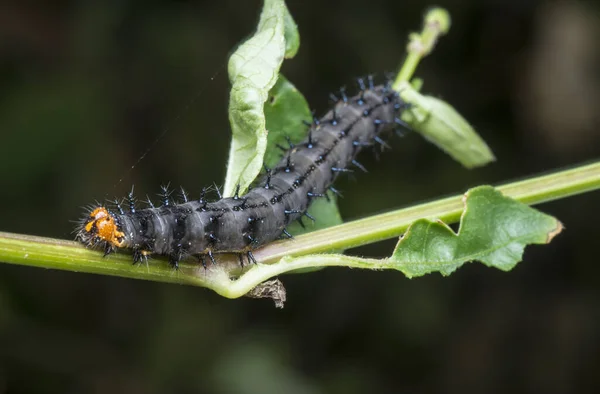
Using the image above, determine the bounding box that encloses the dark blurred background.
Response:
[1,0,599,393]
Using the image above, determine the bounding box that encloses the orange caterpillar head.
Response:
[78,207,125,253]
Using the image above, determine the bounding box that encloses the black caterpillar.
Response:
[77,78,408,268]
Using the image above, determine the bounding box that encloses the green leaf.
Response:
[224,0,299,197]
[389,186,562,277]
[282,4,300,58]
[399,83,495,169]
[263,75,312,169]
[272,186,561,279]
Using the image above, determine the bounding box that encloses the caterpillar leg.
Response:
[207,250,217,265]
[198,255,207,269]
[103,243,114,257]
[196,251,218,270]
[236,251,258,267]
[168,251,182,270]
[132,249,151,265]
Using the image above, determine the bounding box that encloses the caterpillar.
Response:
[76,78,408,268]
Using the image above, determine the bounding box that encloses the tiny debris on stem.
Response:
[246,279,287,308]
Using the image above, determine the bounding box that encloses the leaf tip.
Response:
[547,221,564,243]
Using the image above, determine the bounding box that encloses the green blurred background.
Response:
[1,0,600,393]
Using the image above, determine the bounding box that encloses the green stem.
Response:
[1,160,599,298]
[253,160,600,264]
[393,7,451,89]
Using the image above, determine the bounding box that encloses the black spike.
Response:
[373,135,391,149]
[238,253,245,268]
[146,195,155,208]
[297,217,305,229]
[331,108,339,126]
[352,159,368,173]
[356,91,365,106]
[214,184,222,199]
[394,101,411,111]
[339,87,348,103]
[209,214,221,224]
[367,74,375,90]
[234,198,248,211]
[395,129,408,138]
[285,155,293,172]
[394,117,410,128]
[245,234,256,244]
[329,93,339,102]
[198,187,207,210]
[285,135,295,149]
[233,184,241,200]
[179,186,189,203]
[306,130,315,149]
[169,253,180,270]
[264,167,272,189]
[353,140,373,148]
[103,243,113,257]
[127,186,136,213]
[160,184,172,207]
[207,250,217,265]
[198,255,207,269]
[329,186,343,197]
[304,212,316,222]
[207,232,219,244]
[282,228,293,239]
[276,143,288,152]
[114,199,124,215]
[357,77,366,91]
[331,167,353,173]
[132,249,149,265]
[311,110,320,126]
[132,249,141,264]
[247,251,257,265]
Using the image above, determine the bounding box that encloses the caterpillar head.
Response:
[78,207,125,253]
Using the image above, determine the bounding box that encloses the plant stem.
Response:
[1,160,599,297]
[253,160,600,264]
[393,7,451,89]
